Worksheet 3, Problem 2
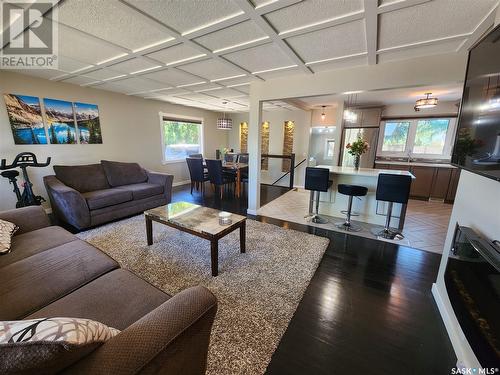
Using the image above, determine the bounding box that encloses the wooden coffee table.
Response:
[144,202,246,276]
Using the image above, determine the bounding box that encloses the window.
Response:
[381,121,410,152]
[413,119,450,155]
[377,117,456,158]
[324,139,335,160]
[160,114,203,163]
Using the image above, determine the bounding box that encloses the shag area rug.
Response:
[77,215,329,374]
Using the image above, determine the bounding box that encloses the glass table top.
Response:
[145,202,246,236]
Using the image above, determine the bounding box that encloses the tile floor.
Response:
[257,188,454,254]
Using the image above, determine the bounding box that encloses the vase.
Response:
[354,155,360,170]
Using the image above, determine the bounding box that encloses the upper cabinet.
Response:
[343,107,382,128]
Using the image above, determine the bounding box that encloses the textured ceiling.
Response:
[2,0,499,113]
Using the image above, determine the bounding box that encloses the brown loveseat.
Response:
[44,160,173,230]
[0,206,217,374]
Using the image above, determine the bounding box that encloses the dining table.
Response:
[203,161,248,198]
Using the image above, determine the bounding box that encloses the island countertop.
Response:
[315,165,416,179]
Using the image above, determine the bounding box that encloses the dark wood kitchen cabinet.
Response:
[409,166,435,198]
[374,163,460,202]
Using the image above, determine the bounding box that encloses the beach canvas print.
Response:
[44,98,77,144]
[74,102,102,144]
[4,94,47,144]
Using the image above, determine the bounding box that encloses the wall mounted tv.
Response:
[452,23,500,181]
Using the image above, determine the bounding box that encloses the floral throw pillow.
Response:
[0,219,19,255]
[0,317,120,374]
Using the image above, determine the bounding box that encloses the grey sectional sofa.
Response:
[44,160,173,230]
[0,206,217,374]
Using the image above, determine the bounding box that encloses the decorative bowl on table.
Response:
[218,211,232,226]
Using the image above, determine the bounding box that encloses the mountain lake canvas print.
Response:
[4,94,47,144]
[74,102,102,144]
[44,98,77,144]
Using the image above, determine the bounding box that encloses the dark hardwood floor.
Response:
[173,183,457,375]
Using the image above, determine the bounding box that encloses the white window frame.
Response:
[324,139,335,160]
[159,112,204,165]
[377,117,457,159]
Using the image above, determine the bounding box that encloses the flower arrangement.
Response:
[346,137,370,157]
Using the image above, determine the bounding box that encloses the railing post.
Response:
[289,153,295,189]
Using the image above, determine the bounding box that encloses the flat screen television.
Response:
[452,24,500,181]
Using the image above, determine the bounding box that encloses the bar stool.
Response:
[304,167,332,224]
[370,173,412,240]
[335,184,368,231]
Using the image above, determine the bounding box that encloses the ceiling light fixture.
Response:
[321,106,326,121]
[217,101,233,130]
[414,92,438,112]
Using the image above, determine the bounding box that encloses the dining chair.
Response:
[205,159,235,199]
[237,153,249,195]
[186,157,209,195]
[237,153,249,164]
[224,153,238,163]
[189,153,203,158]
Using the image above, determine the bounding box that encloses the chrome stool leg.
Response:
[370,202,403,239]
[311,191,328,224]
[336,195,362,232]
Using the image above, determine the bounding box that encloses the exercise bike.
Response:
[0,152,51,208]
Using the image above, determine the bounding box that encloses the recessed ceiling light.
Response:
[212,36,270,54]
[130,66,162,74]
[255,0,279,9]
[96,53,129,66]
[252,65,298,75]
[210,74,246,83]
[102,74,127,81]
[305,52,367,66]
[166,54,207,66]
[227,82,251,88]
[176,81,207,88]
[181,11,245,36]
[132,37,176,53]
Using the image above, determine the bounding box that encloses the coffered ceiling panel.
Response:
[146,43,206,65]
[110,77,168,92]
[56,0,174,52]
[177,59,244,81]
[126,0,243,35]
[93,81,137,94]
[205,88,247,99]
[193,20,267,52]
[61,75,99,86]
[251,65,302,80]
[309,54,367,73]
[193,83,226,92]
[379,0,498,49]
[223,43,295,73]
[175,93,217,102]
[14,69,69,80]
[108,57,161,74]
[58,56,93,73]
[58,24,127,65]
[84,68,126,81]
[377,39,467,64]
[264,0,364,34]
[286,20,366,63]
[141,68,203,86]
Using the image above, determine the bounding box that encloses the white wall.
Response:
[228,112,249,152]
[0,71,227,211]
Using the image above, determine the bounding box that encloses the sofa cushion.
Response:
[82,188,133,210]
[0,219,18,255]
[0,226,76,269]
[53,164,109,193]
[118,183,164,200]
[28,269,170,330]
[101,160,148,187]
[0,240,118,320]
[0,317,119,374]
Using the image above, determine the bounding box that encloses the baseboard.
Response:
[173,180,191,187]
[431,283,479,370]
[247,208,257,215]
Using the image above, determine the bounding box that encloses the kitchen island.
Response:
[315,165,416,229]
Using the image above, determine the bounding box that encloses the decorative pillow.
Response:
[101,160,148,187]
[0,219,19,255]
[0,317,120,374]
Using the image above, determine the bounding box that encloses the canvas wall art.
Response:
[4,94,47,144]
[43,98,77,144]
[74,102,102,144]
